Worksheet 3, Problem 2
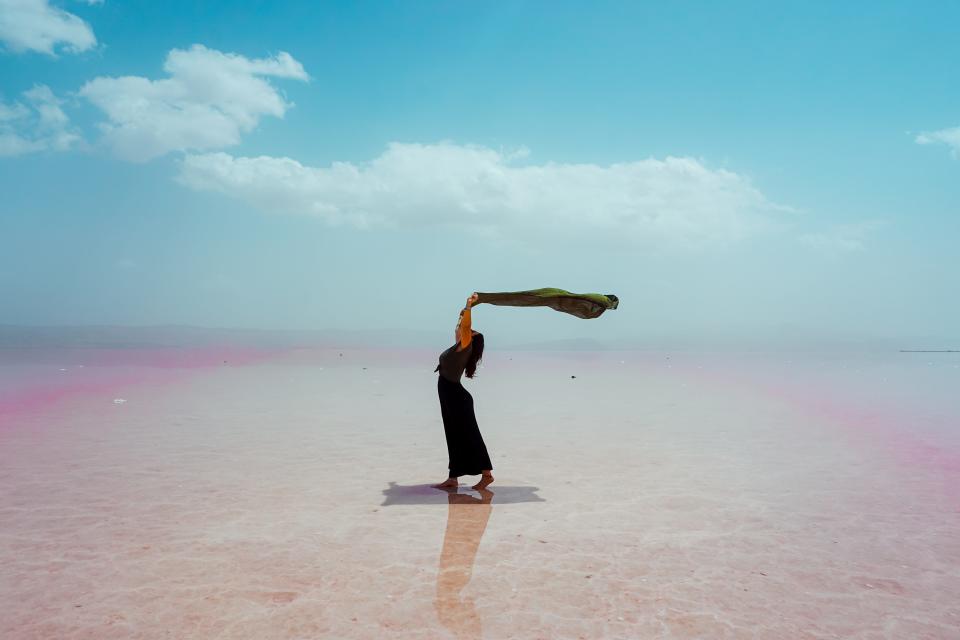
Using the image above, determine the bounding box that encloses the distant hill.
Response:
[0,325,949,353]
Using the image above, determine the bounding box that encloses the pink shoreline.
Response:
[0,346,283,431]
[681,357,960,502]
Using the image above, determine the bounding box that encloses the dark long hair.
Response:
[464,332,484,378]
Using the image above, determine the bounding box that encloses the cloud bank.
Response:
[915,126,960,157]
[179,142,789,250]
[0,0,97,55]
[0,84,80,155]
[79,44,308,162]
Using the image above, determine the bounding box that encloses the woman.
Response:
[432,292,494,491]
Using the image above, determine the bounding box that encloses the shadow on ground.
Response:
[381,481,546,506]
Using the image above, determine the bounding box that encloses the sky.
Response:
[1,0,958,348]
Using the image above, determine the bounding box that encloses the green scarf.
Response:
[474,288,619,319]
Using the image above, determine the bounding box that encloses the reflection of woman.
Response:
[434,487,494,640]
[433,293,494,491]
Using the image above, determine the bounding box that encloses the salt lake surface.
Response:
[1,346,958,639]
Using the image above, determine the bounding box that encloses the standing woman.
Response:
[433,293,494,490]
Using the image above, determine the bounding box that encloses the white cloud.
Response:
[0,100,30,121]
[0,0,97,55]
[79,44,309,162]
[0,83,80,156]
[178,142,791,250]
[915,126,960,157]
[799,220,885,253]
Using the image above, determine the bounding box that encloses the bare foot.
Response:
[471,473,494,490]
[432,478,458,489]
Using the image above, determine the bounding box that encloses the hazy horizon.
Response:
[0,322,954,353]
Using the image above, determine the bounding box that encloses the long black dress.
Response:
[434,340,493,477]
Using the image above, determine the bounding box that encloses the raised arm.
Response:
[457,308,471,349]
[458,292,479,349]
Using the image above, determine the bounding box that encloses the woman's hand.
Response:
[466,292,479,308]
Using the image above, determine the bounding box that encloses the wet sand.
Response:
[1,347,958,639]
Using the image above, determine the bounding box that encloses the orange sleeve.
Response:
[458,307,472,349]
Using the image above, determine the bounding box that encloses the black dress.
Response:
[434,340,493,477]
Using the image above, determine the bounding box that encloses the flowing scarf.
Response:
[474,288,619,319]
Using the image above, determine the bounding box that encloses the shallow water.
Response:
[1,347,958,639]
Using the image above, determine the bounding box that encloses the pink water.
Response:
[0,346,276,430]
[1,346,958,638]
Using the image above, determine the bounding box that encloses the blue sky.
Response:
[1,1,958,347]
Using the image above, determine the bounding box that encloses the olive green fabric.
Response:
[474,288,619,319]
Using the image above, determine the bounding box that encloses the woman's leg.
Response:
[461,391,494,489]
[435,376,460,488]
